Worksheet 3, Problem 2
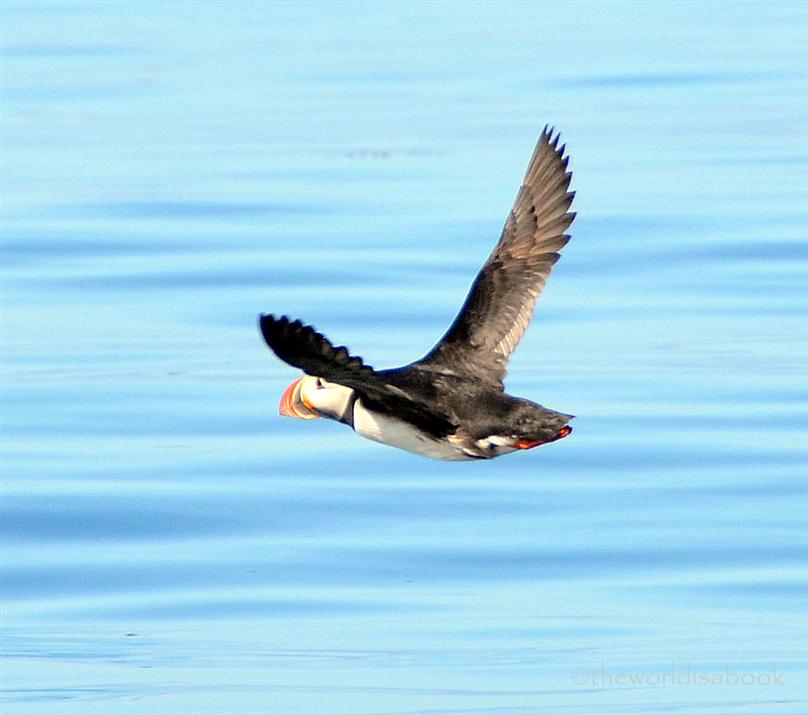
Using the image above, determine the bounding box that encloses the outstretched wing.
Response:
[259,314,456,435]
[260,314,375,384]
[414,127,576,387]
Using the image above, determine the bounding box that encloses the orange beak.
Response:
[279,376,318,419]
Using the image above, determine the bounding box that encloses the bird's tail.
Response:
[517,407,574,448]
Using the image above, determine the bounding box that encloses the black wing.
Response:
[260,314,375,383]
[414,127,576,387]
[259,314,456,436]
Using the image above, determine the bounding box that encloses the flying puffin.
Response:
[260,126,576,461]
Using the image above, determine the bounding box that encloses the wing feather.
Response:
[413,127,576,386]
[259,314,374,382]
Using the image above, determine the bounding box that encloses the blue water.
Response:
[2,2,807,713]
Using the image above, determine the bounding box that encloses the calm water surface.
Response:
[2,2,807,713]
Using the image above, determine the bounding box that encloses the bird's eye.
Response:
[315,378,325,389]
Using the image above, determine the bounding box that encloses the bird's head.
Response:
[279,375,354,422]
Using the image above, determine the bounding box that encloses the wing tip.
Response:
[259,313,302,343]
[525,124,572,185]
[541,125,564,149]
[258,312,278,343]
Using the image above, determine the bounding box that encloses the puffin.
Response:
[260,126,576,460]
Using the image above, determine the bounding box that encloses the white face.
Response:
[279,375,355,422]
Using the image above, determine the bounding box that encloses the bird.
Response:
[260,126,576,460]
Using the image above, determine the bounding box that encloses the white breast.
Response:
[351,399,472,461]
